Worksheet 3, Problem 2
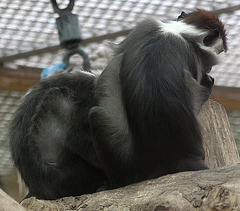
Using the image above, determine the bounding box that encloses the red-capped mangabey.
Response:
[89,9,227,188]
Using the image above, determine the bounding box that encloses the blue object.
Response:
[41,62,66,79]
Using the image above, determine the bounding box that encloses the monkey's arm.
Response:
[184,70,214,114]
[89,106,133,187]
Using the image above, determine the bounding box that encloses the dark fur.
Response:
[9,72,107,200]
[9,11,224,199]
[89,17,219,188]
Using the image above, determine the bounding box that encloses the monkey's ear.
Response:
[203,29,220,46]
[177,11,187,21]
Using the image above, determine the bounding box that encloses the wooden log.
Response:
[199,100,240,168]
[21,164,240,210]
[20,100,240,210]
[0,189,25,211]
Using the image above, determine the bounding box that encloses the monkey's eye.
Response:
[177,11,187,21]
[203,30,220,46]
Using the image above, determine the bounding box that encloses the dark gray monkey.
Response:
[9,70,107,200]
[89,9,227,188]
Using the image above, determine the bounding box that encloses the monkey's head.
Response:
[178,9,227,54]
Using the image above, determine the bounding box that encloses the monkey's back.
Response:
[9,71,106,199]
[90,17,208,187]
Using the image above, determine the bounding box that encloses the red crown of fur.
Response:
[183,9,227,51]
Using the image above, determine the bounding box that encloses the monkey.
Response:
[89,9,227,188]
[9,70,108,200]
[9,9,226,200]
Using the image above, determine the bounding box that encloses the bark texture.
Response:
[0,188,25,211]
[17,100,240,211]
[199,100,239,168]
[21,164,240,211]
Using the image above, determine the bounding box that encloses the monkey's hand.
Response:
[200,74,214,107]
[201,74,214,89]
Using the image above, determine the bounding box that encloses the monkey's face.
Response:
[203,29,224,54]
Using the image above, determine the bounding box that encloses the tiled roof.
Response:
[0,0,240,87]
